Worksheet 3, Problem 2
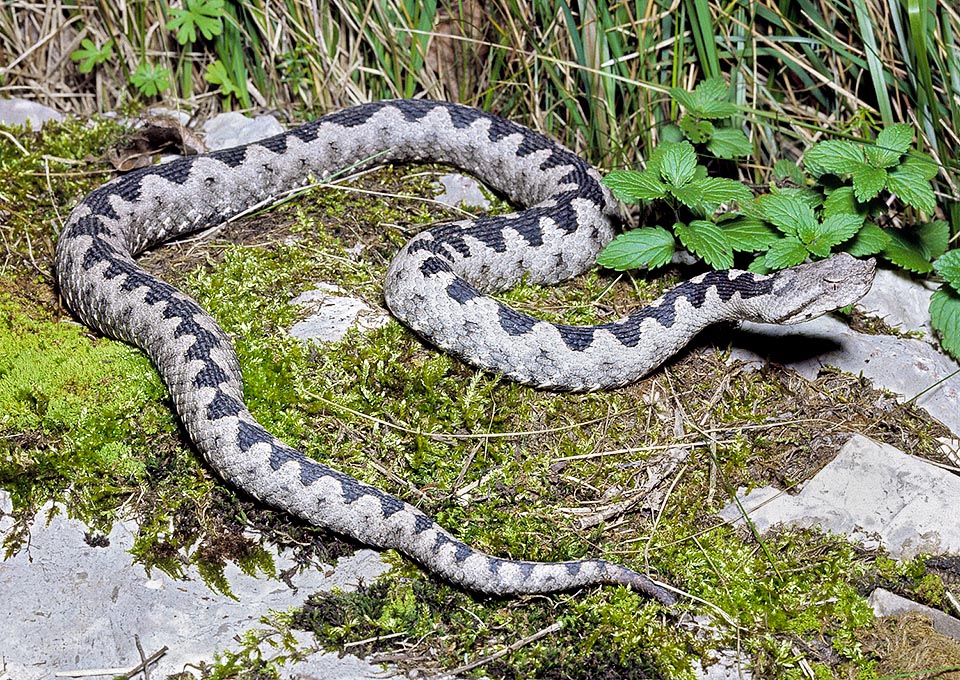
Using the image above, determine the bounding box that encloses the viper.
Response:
[55,99,876,605]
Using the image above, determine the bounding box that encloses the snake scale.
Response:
[55,99,876,605]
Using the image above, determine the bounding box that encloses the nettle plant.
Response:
[600,78,960,359]
[71,0,242,101]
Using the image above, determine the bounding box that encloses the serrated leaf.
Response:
[886,161,937,213]
[597,227,676,271]
[845,222,890,257]
[697,99,739,119]
[851,162,887,202]
[770,185,823,209]
[748,256,772,274]
[901,154,939,181]
[930,287,960,360]
[882,229,934,273]
[707,127,752,158]
[773,159,807,185]
[865,144,901,169]
[876,123,915,154]
[919,220,950,260]
[679,115,714,143]
[695,77,729,103]
[823,186,868,221]
[668,87,699,113]
[661,124,685,144]
[692,177,753,207]
[756,193,817,236]
[800,213,863,257]
[671,182,704,210]
[603,170,668,203]
[763,237,809,269]
[674,221,734,269]
[720,217,780,251]
[934,250,960,290]
[659,142,698,187]
[803,140,865,177]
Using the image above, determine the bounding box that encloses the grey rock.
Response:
[729,315,960,436]
[694,650,752,679]
[868,587,960,641]
[435,173,490,209]
[719,435,960,559]
[856,267,938,336]
[289,284,391,343]
[0,493,391,679]
[0,97,63,128]
[203,112,284,150]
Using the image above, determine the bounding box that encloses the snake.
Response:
[55,99,876,605]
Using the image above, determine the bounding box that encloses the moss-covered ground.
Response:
[1,118,959,678]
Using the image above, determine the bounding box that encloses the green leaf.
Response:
[720,217,780,251]
[901,154,939,181]
[919,220,950,260]
[851,162,887,202]
[707,127,752,159]
[883,221,950,274]
[930,287,960,360]
[204,59,242,98]
[803,140,865,177]
[876,123,915,155]
[845,222,890,257]
[763,237,809,270]
[129,63,171,97]
[668,88,699,114]
[886,160,937,213]
[800,213,863,257]
[659,142,698,187]
[697,99,740,119]
[679,115,714,143]
[671,182,705,210]
[669,78,738,120]
[70,38,113,74]
[882,229,934,274]
[866,124,914,169]
[756,193,817,236]
[596,227,676,271]
[772,159,807,185]
[166,0,225,44]
[695,77,730,104]
[934,250,960,290]
[693,177,753,207]
[603,170,667,203]
[674,221,734,269]
[748,256,772,274]
[822,186,868,222]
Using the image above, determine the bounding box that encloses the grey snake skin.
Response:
[55,100,876,605]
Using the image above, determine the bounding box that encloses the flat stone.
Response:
[694,650,752,679]
[729,315,960,436]
[0,98,63,128]
[868,587,960,641]
[856,267,937,336]
[719,435,960,559]
[435,173,490,209]
[203,112,284,150]
[289,284,391,343]
[0,492,392,679]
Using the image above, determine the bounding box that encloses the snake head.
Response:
[768,253,876,325]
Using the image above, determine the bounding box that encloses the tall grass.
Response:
[1,0,958,225]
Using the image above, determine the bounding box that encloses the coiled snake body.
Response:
[55,100,875,604]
